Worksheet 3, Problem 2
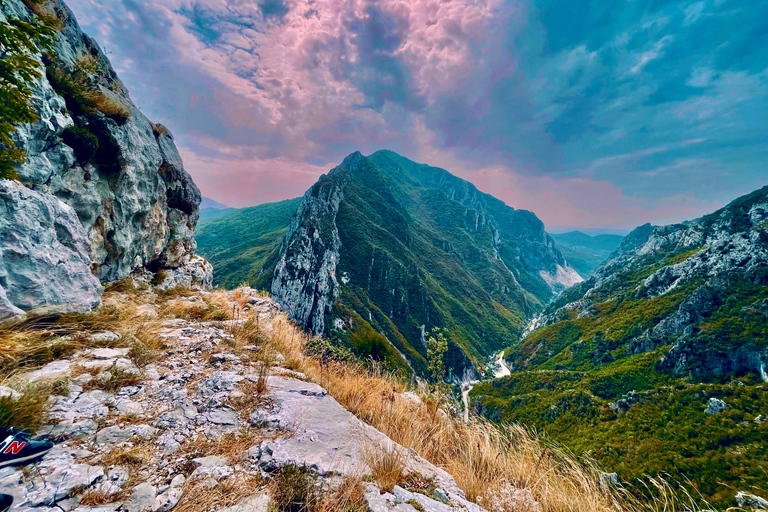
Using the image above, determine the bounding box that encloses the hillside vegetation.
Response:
[196,198,301,289]
[471,185,768,507]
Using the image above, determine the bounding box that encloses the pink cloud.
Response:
[180,143,331,207]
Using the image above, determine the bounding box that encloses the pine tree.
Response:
[426,327,448,391]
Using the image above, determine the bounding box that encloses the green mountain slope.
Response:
[471,185,768,506]
[199,207,236,221]
[269,150,582,379]
[196,198,301,289]
[550,231,623,277]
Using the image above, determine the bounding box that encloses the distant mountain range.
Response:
[200,197,229,209]
[199,197,235,221]
[550,231,624,277]
[471,184,768,506]
[198,150,582,379]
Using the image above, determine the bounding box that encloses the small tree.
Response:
[426,327,448,391]
[0,15,55,180]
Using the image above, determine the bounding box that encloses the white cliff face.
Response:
[270,152,361,333]
[0,181,102,322]
[539,264,583,292]
[0,0,209,317]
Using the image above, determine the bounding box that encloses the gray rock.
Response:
[217,494,270,512]
[254,377,483,511]
[72,506,122,512]
[123,483,157,512]
[95,466,130,495]
[705,397,728,415]
[0,180,102,319]
[37,419,99,441]
[152,474,185,512]
[190,456,233,481]
[25,360,72,383]
[87,332,122,343]
[94,424,156,446]
[203,408,240,427]
[153,256,213,291]
[49,390,112,421]
[600,472,619,487]
[84,347,130,359]
[736,491,768,509]
[0,386,20,400]
[116,400,144,415]
[155,432,181,455]
[23,445,105,507]
[1,0,204,289]
[196,371,243,398]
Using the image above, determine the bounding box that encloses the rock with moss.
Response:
[0,0,207,315]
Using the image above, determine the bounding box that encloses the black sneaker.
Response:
[0,493,12,512]
[0,428,53,467]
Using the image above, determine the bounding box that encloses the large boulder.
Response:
[0,181,101,322]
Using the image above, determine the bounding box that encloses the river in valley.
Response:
[461,349,511,422]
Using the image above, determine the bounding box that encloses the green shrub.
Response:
[270,465,322,512]
[0,16,55,179]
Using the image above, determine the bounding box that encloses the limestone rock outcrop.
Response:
[531,184,768,378]
[0,180,101,321]
[0,0,209,319]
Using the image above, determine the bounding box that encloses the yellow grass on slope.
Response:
[267,313,712,512]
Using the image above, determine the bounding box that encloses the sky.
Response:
[65,0,768,230]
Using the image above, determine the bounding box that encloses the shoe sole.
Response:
[0,446,52,468]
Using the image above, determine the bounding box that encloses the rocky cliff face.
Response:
[0,0,209,321]
[470,185,768,505]
[271,152,357,334]
[530,184,768,378]
[271,150,580,379]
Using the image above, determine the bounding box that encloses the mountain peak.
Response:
[268,151,581,379]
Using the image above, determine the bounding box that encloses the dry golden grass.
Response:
[102,444,150,468]
[151,123,171,138]
[363,444,406,493]
[81,88,131,123]
[229,379,272,419]
[82,367,142,393]
[0,383,55,430]
[77,489,114,506]
[320,475,368,512]
[176,474,264,512]
[181,427,267,466]
[266,313,714,512]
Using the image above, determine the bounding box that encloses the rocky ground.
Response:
[0,291,489,512]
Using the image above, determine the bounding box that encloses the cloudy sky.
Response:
[66,0,767,230]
